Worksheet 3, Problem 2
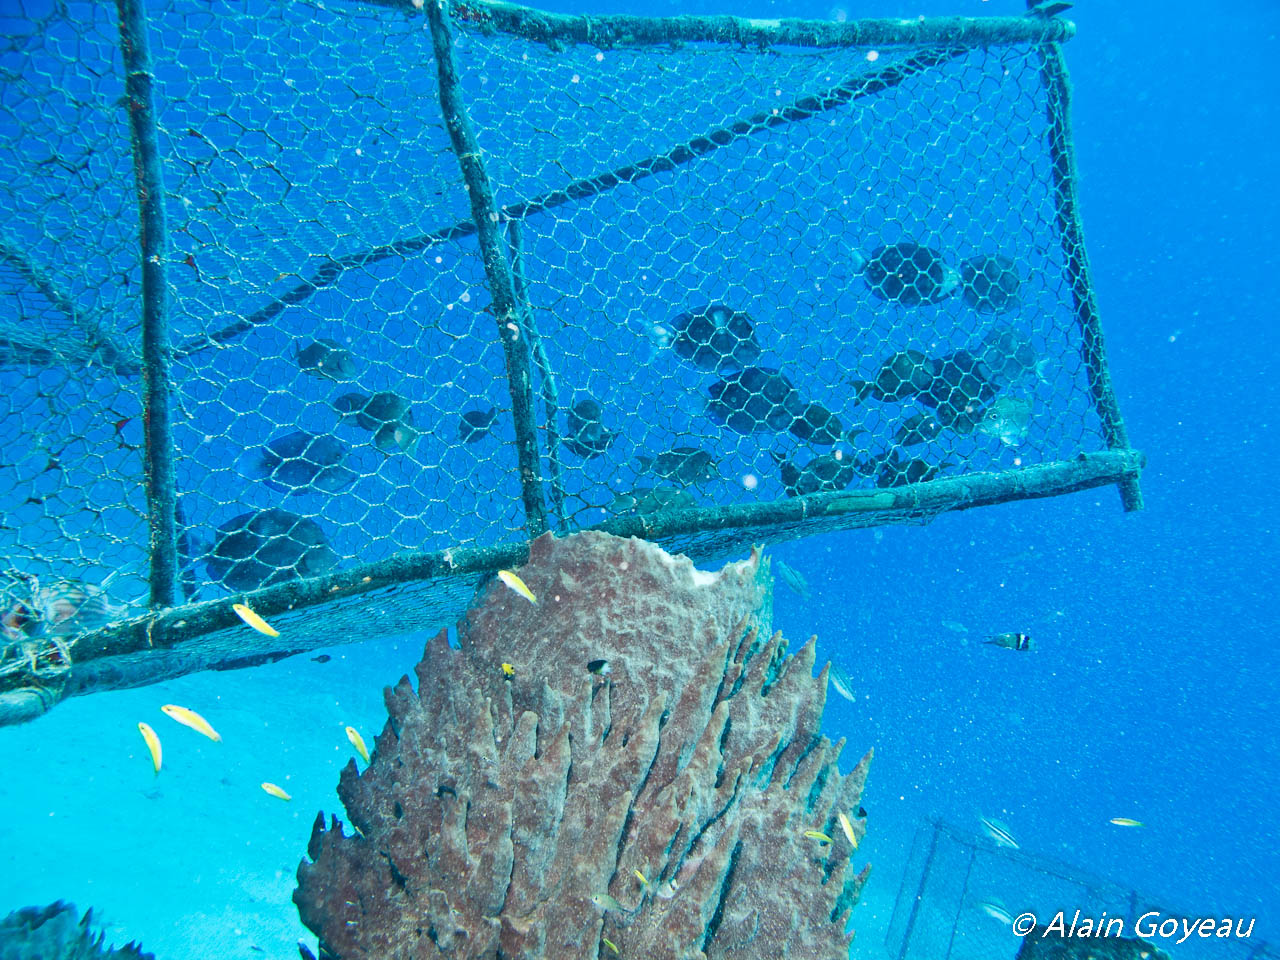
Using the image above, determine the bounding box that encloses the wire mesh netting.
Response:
[0,0,1141,718]
[888,819,1273,960]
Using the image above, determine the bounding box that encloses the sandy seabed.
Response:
[0,631,893,959]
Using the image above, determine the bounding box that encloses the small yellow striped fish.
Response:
[803,829,833,844]
[633,868,651,889]
[1109,817,1144,827]
[838,811,858,849]
[602,938,619,955]
[346,726,370,764]
[160,704,222,742]
[137,721,162,774]
[232,603,279,637]
[261,782,292,801]
[497,569,536,604]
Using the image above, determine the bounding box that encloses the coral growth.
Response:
[0,902,152,959]
[295,531,871,958]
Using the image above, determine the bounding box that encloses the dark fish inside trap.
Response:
[707,366,806,435]
[668,303,762,373]
[862,242,961,306]
[205,508,338,593]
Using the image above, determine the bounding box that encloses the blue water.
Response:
[1,0,1276,956]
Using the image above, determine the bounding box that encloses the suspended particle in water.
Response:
[866,50,880,62]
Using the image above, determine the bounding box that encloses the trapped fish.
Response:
[979,816,1019,849]
[976,325,1048,388]
[772,449,860,498]
[237,431,356,496]
[137,721,162,774]
[707,366,805,435]
[634,447,718,485]
[334,391,413,431]
[961,254,1021,314]
[667,303,762,373]
[295,338,357,382]
[861,242,960,306]
[788,401,845,446]
[853,349,940,403]
[563,397,619,459]
[346,726,371,764]
[975,397,1033,447]
[608,486,696,517]
[894,410,945,446]
[875,450,952,488]
[261,782,292,801]
[497,570,536,604]
[161,704,222,742]
[232,603,279,637]
[373,420,420,455]
[457,406,497,443]
[206,509,338,593]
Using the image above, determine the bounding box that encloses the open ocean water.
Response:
[0,0,1275,958]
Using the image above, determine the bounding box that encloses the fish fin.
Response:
[850,380,878,403]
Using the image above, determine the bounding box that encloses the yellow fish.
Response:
[261,782,292,801]
[346,726,371,764]
[137,721,162,774]
[497,569,536,604]
[633,868,651,889]
[602,938,619,955]
[1109,817,1144,827]
[501,662,515,677]
[838,811,858,849]
[160,704,222,742]
[803,829,833,844]
[232,603,279,637]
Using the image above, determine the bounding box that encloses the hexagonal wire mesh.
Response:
[0,0,1142,716]
[887,820,1274,960]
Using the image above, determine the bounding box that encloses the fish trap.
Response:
[0,0,1143,722]
[888,819,1272,960]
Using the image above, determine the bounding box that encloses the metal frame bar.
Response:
[508,220,567,530]
[1037,42,1143,511]
[354,0,1074,50]
[19,450,1138,706]
[116,0,180,607]
[427,0,548,536]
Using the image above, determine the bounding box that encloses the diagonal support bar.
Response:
[1037,41,1143,512]
[428,0,548,537]
[117,0,181,605]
